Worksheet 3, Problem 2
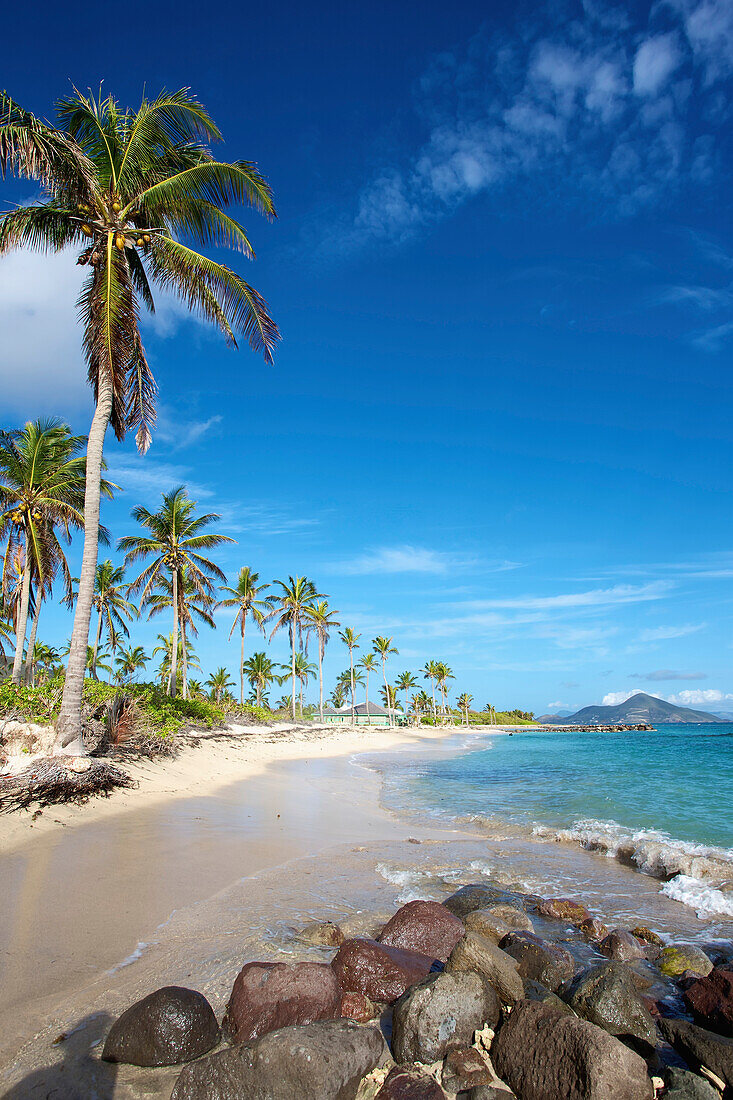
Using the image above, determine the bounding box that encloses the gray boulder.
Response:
[498,931,575,992]
[464,910,513,944]
[663,1067,721,1099]
[485,903,533,931]
[443,885,509,919]
[599,930,645,961]
[524,978,575,1015]
[102,986,219,1067]
[392,970,499,1063]
[492,999,653,1100]
[659,1017,733,1088]
[171,1018,386,1100]
[445,931,525,1006]
[567,962,657,1047]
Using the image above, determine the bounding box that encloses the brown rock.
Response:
[578,917,609,942]
[378,900,464,962]
[222,961,341,1044]
[377,1065,447,1099]
[498,931,575,992]
[492,999,654,1100]
[485,903,533,932]
[442,1046,492,1092]
[659,1016,733,1088]
[684,965,733,1037]
[102,986,219,1067]
[331,938,435,1004]
[631,925,664,948]
[392,970,499,1064]
[599,929,645,961]
[536,898,592,925]
[445,931,525,1006]
[340,990,378,1022]
[464,910,513,943]
[443,884,509,918]
[298,920,345,947]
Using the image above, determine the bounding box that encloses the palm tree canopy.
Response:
[91,559,136,636]
[268,576,324,645]
[303,600,340,655]
[359,653,379,671]
[0,89,280,452]
[339,627,361,650]
[218,566,272,638]
[373,635,398,658]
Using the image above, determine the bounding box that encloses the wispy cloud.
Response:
[330,545,518,576]
[629,669,708,680]
[216,503,319,537]
[156,411,223,450]
[603,686,733,708]
[454,581,672,612]
[638,622,706,641]
[107,457,214,502]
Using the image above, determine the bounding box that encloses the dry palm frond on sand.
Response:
[0,757,136,813]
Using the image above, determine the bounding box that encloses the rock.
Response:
[599,929,645,961]
[376,1065,447,1099]
[332,938,436,1004]
[102,986,219,1067]
[659,1016,733,1088]
[659,945,713,978]
[662,1067,721,1099]
[464,910,513,943]
[484,904,534,932]
[632,925,665,948]
[498,931,575,992]
[536,898,592,925]
[524,978,576,1015]
[441,1045,493,1092]
[492,999,654,1100]
[172,1018,386,1100]
[684,965,733,1037]
[222,961,341,1043]
[468,1088,516,1099]
[340,991,378,1021]
[392,970,499,1063]
[567,961,658,1047]
[378,900,464,962]
[445,931,525,1006]
[578,917,609,943]
[298,920,345,947]
[443,885,508,919]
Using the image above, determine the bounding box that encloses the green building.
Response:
[322,701,406,726]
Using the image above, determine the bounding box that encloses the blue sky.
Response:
[2,0,733,715]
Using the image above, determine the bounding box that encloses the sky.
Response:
[2,0,733,715]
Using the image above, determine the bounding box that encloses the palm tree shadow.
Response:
[3,1011,117,1099]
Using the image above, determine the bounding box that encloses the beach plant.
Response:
[372,636,398,727]
[0,87,279,751]
[339,627,361,721]
[303,600,340,723]
[268,576,324,721]
[205,666,234,705]
[242,650,283,707]
[358,653,378,716]
[396,671,418,722]
[120,487,231,698]
[217,567,272,704]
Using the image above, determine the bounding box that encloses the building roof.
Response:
[323,701,398,716]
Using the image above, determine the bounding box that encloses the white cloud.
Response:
[459,581,672,611]
[666,688,733,705]
[332,545,489,575]
[671,0,733,81]
[638,622,705,641]
[602,689,657,705]
[106,457,214,502]
[156,411,224,450]
[547,700,571,710]
[629,669,707,680]
[633,34,682,95]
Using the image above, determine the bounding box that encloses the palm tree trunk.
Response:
[240,620,245,705]
[431,680,436,720]
[349,649,355,723]
[11,538,31,685]
[23,591,42,685]
[318,639,324,723]
[55,380,113,751]
[91,609,103,680]
[365,670,370,723]
[290,625,296,721]
[382,660,390,728]
[170,570,179,698]
[181,620,188,700]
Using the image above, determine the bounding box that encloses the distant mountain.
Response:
[543,692,720,725]
[537,711,571,722]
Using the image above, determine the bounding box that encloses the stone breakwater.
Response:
[33,881,733,1099]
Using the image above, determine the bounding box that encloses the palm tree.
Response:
[28,641,60,686]
[304,600,340,723]
[143,568,215,698]
[186,679,205,700]
[1,88,279,750]
[152,631,200,690]
[373,636,398,726]
[115,644,148,683]
[457,692,473,726]
[338,667,364,717]
[120,487,231,697]
[268,576,324,720]
[0,420,100,684]
[217,567,272,704]
[380,683,398,710]
[206,667,234,705]
[396,671,418,722]
[339,628,361,721]
[329,684,346,709]
[293,652,317,718]
[358,653,378,715]
[87,560,135,678]
[0,602,14,662]
[242,651,283,707]
[422,660,440,720]
[436,662,455,721]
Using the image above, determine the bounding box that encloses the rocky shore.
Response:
[19,879,732,1099]
[539,724,655,732]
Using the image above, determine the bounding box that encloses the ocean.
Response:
[370,723,733,924]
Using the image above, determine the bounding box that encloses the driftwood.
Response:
[0,756,136,813]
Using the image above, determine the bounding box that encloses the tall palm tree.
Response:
[436,662,455,720]
[338,667,364,717]
[217,567,272,704]
[268,576,323,720]
[339,627,361,722]
[153,631,200,690]
[1,88,279,750]
[0,420,100,684]
[396,671,418,722]
[206,667,234,705]
[89,560,135,678]
[358,653,378,715]
[115,644,148,683]
[373,636,398,726]
[457,692,473,726]
[242,650,283,707]
[143,568,215,698]
[422,660,440,720]
[304,600,340,722]
[380,683,398,710]
[120,487,231,697]
[293,651,317,718]
[0,601,14,662]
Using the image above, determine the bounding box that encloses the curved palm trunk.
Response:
[318,639,324,723]
[404,688,409,725]
[290,625,297,721]
[11,538,31,685]
[55,381,113,752]
[170,570,179,698]
[431,679,436,720]
[23,591,42,684]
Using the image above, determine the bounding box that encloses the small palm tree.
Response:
[339,667,364,717]
[268,576,324,720]
[153,631,200,690]
[457,692,473,726]
[217,567,272,704]
[206,667,234,705]
[358,653,379,715]
[1,88,279,749]
[304,600,340,723]
[373,636,398,726]
[380,683,398,710]
[88,560,135,678]
[186,679,205,700]
[120,487,232,697]
[329,684,346,708]
[28,641,60,686]
[293,651,317,718]
[435,662,455,720]
[115,644,148,683]
[396,671,418,722]
[339,627,361,721]
[242,650,283,707]
[422,660,440,720]
[143,568,215,697]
